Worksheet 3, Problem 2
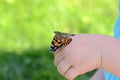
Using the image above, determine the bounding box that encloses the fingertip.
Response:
[64,66,79,80]
[57,59,71,76]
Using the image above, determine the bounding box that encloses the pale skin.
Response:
[53,34,120,80]
[90,68,105,80]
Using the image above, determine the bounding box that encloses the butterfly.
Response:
[50,31,75,53]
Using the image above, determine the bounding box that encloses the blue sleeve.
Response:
[104,0,120,80]
[114,14,120,38]
[114,0,120,38]
[105,71,120,80]
[119,0,120,12]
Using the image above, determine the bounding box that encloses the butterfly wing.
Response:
[50,31,74,52]
[50,31,75,53]
[50,38,64,52]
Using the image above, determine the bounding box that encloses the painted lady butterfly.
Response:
[50,31,75,53]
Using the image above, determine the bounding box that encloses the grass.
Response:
[0,49,96,80]
[0,0,118,80]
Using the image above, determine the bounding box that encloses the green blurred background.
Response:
[0,0,118,80]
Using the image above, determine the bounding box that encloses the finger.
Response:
[54,47,64,56]
[65,63,95,80]
[54,49,61,56]
[54,52,65,66]
[64,66,80,80]
[57,59,72,76]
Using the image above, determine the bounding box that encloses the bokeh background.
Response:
[0,0,118,80]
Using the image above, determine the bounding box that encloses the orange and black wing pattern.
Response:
[50,31,75,53]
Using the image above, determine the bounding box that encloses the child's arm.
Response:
[54,34,120,80]
[90,68,105,80]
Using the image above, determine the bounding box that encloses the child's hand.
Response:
[54,34,103,80]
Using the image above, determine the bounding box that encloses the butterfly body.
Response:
[50,31,75,53]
